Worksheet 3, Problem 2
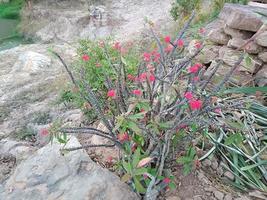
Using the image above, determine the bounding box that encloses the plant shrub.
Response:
[51,14,251,199]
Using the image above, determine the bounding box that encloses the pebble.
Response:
[202,159,212,167]
[224,171,235,181]
[214,191,225,200]
[224,194,233,200]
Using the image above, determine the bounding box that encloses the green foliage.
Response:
[0,0,24,19]
[177,145,197,175]
[170,0,201,21]
[170,0,248,24]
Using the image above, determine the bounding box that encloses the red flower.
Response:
[153,52,161,63]
[177,39,184,48]
[163,177,171,184]
[106,156,113,163]
[95,62,101,67]
[143,52,151,62]
[199,28,205,34]
[188,63,202,74]
[189,99,203,110]
[139,72,147,82]
[132,89,142,96]
[82,54,90,61]
[165,44,173,53]
[127,74,135,81]
[194,63,203,68]
[113,42,121,51]
[107,89,116,98]
[184,91,193,100]
[193,76,199,81]
[147,64,155,72]
[143,174,149,180]
[164,36,171,43]
[149,74,156,82]
[40,128,49,136]
[117,133,130,143]
[188,65,199,74]
[195,41,202,49]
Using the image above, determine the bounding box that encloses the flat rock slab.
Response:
[219,3,267,32]
[0,137,139,200]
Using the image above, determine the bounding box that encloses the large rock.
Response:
[0,137,139,200]
[20,0,173,43]
[258,51,267,62]
[219,47,262,73]
[219,3,267,32]
[0,43,76,138]
[208,28,230,45]
[255,66,267,86]
[227,38,262,54]
[196,45,220,64]
[256,31,267,47]
[224,25,254,40]
[205,60,253,86]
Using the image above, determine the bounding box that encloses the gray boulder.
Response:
[219,3,267,32]
[0,137,139,200]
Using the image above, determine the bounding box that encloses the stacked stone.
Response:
[201,3,267,86]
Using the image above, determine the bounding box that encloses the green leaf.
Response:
[121,173,131,182]
[223,86,267,94]
[128,121,142,135]
[158,121,173,130]
[133,177,146,194]
[169,182,176,190]
[241,160,267,171]
[122,160,132,174]
[225,133,244,146]
[224,120,244,131]
[134,167,148,176]
[128,113,145,120]
[132,148,141,168]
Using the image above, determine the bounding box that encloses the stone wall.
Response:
[202,3,267,87]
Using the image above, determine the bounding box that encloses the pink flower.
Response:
[143,52,151,62]
[193,76,199,82]
[149,74,155,82]
[153,52,161,63]
[139,72,147,82]
[189,99,203,110]
[215,108,221,113]
[107,89,116,98]
[113,42,121,51]
[184,91,193,100]
[106,156,113,163]
[99,41,105,48]
[143,174,149,180]
[82,54,90,61]
[188,65,199,74]
[163,177,171,184]
[127,74,135,81]
[194,63,203,68]
[199,28,205,34]
[132,89,142,96]
[188,63,202,74]
[164,36,171,43]
[117,133,130,143]
[165,44,173,53]
[40,128,49,136]
[177,39,184,48]
[195,41,202,49]
[147,64,155,72]
[95,62,101,67]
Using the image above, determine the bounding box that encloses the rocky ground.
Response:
[1,0,267,200]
